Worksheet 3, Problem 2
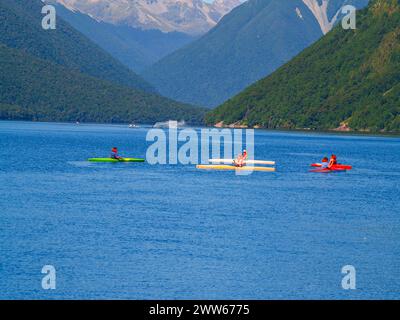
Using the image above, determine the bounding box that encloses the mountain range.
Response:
[52,0,242,35]
[206,0,400,133]
[51,3,196,72]
[0,0,205,124]
[143,0,369,107]
[2,0,397,132]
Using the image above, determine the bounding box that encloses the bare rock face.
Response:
[214,121,224,128]
[301,0,349,34]
[52,0,242,35]
[334,123,351,132]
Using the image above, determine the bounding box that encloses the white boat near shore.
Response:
[153,120,186,128]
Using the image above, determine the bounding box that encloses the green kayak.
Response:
[88,158,145,163]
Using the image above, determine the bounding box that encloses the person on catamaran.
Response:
[233,150,248,167]
[110,147,122,160]
[328,154,337,168]
[321,157,329,169]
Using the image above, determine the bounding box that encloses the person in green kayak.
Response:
[110,147,122,160]
[233,149,248,167]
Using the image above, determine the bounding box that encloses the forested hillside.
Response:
[0,0,153,92]
[0,0,205,124]
[0,44,205,124]
[206,0,400,133]
[144,0,368,107]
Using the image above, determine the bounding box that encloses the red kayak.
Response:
[311,163,352,170]
[310,168,347,173]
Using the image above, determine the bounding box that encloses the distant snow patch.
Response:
[302,0,342,34]
[296,7,304,20]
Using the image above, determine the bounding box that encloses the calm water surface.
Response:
[0,121,399,299]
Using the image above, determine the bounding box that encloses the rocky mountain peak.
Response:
[51,0,242,35]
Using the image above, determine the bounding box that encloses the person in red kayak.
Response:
[321,157,329,169]
[110,147,122,160]
[233,149,248,167]
[328,154,337,168]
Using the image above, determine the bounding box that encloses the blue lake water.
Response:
[0,121,399,299]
